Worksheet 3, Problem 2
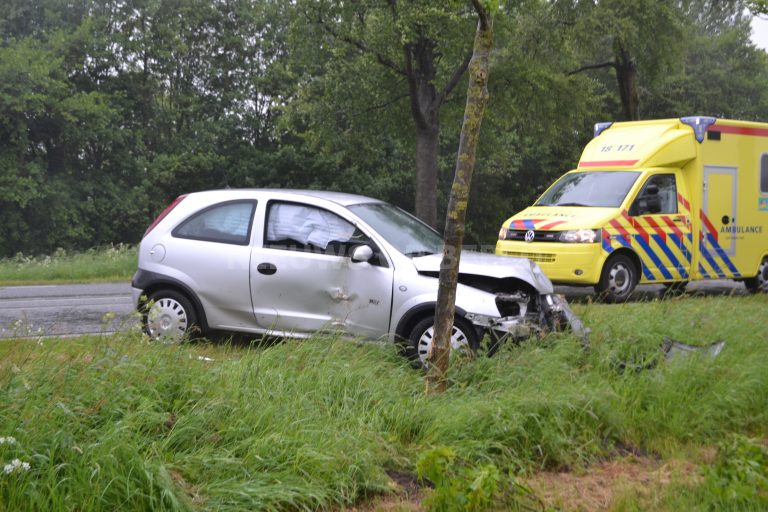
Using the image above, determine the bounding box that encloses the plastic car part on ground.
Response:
[661,337,725,359]
[614,337,725,373]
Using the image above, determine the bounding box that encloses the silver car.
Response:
[132,189,584,364]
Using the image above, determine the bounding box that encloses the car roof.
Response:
[189,189,384,207]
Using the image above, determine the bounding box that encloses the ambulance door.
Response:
[701,166,738,277]
[628,173,691,282]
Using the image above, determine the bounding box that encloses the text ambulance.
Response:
[496,117,768,302]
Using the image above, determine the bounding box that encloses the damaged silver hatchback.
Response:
[132,190,584,364]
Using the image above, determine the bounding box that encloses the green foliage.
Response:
[417,446,502,511]
[704,434,768,507]
[748,0,768,14]
[0,0,767,254]
[644,2,768,120]
[0,245,136,285]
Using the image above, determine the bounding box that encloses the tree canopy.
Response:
[0,0,767,257]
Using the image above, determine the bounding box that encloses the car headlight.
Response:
[557,229,600,243]
[498,225,509,240]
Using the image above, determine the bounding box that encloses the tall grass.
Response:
[0,245,136,285]
[1,293,767,510]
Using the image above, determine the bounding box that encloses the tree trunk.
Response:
[426,5,493,394]
[615,45,639,121]
[414,123,439,228]
[404,34,471,229]
[406,36,441,229]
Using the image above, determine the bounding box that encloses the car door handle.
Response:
[256,263,277,275]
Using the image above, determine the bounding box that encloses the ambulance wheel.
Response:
[745,257,768,293]
[595,254,637,303]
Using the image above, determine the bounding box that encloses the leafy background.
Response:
[1,0,767,257]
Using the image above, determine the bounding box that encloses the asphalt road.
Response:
[0,282,137,339]
[0,280,749,339]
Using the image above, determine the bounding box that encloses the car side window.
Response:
[629,174,677,216]
[265,202,369,256]
[173,201,256,245]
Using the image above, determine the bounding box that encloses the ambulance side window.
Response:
[761,154,768,193]
[629,174,677,216]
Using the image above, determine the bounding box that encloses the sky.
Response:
[753,15,768,50]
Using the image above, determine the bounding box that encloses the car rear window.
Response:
[173,200,256,245]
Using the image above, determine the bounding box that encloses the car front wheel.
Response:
[406,316,479,367]
[144,290,198,343]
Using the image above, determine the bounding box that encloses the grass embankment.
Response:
[0,245,136,286]
[1,295,767,511]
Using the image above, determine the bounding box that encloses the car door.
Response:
[250,201,394,338]
[168,200,258,330]
[627,173,692,281]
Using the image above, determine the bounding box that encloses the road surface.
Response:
[0,280,748,339]
[0,283,137,339]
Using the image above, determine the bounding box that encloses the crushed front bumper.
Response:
[465,293,589,348]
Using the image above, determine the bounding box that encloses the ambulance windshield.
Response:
[536,171,640,208]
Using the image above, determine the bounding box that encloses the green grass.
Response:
[1,294,767,511]
[0,245,136,285]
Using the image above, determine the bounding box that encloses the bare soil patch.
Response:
[526,456,700,511]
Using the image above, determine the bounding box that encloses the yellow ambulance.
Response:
[495,117,768,302]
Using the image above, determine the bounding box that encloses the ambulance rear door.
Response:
[700,166,740,278]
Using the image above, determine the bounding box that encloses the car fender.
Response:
[390,283,500,341]
[132,269,210,330]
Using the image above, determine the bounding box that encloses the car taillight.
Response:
[143,195,187,238]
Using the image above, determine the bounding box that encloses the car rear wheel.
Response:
[144,290,198,343]
[406,316,479,368]
[595,254,637,303]
[745,257,768,293]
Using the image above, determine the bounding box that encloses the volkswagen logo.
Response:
[524,230,535,243]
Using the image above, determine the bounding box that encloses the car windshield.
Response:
[348,202,442,256]
[536,171,640,208]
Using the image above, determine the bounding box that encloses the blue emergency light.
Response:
[593,122,613,137]
[680,116,718,143]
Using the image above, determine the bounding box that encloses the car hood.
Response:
[412,251,554,294]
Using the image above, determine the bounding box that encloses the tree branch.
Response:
[471,0,490,31]
[436,50,473,107]
[361,92,410,113]
[568,61,616,75]
[388,0,398,20]
[402,43,427,129]
[313,12,405,76]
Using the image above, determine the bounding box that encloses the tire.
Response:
[144,290,198,343]
[406,316,480,368]
[744,257,768,293]
[595,254,638,303]
[662,281,688,298]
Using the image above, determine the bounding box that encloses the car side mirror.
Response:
[350,244,374,263]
